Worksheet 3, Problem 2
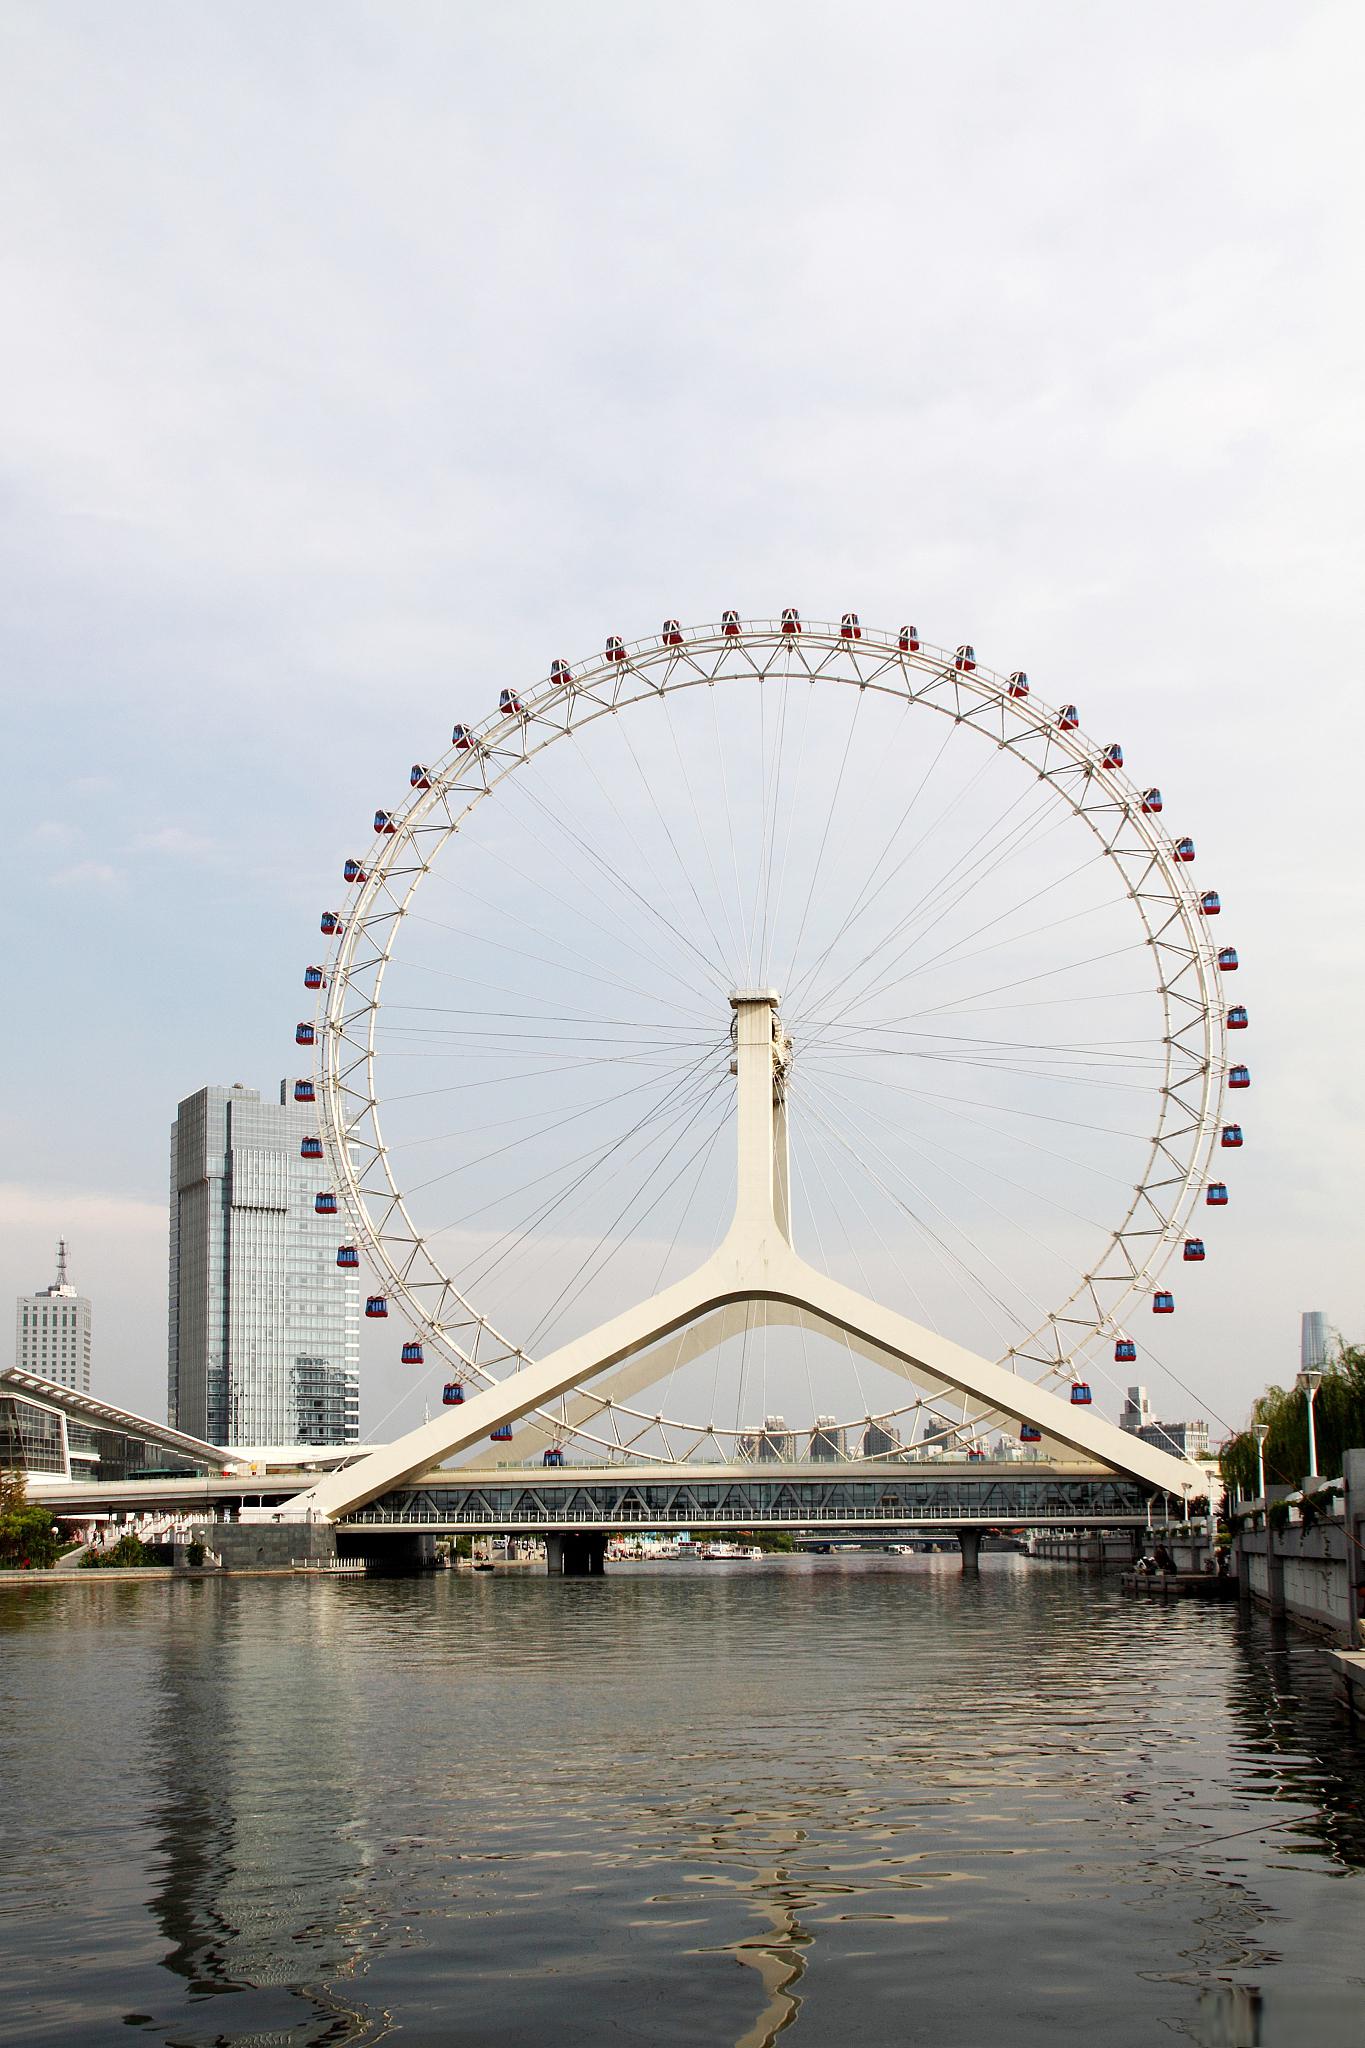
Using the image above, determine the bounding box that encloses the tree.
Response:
[0,1468,60,1570]
[1221,1342,1365,1495]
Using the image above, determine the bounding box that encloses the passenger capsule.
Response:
[314,1192,337,1216]
[605,634,627,661]
[490,1423,513,1442]
[551,658,573,686]
[300,1136,323,1160]
[1070,1381,1093,1405]
[1217,946,1239,972]
[1101,742,1124,770]
[498,688,523,716]
[410,764,431,789]
[1227,1004,1248,1029]
[401,1341,424,1365]
[1221,1123,1244,1148]
[337,1243,360,1269]
[542,1446,565,1467]
[1228,1063,1250,1089]
[954,644,977,672]
[1153,1289,1175,1313]
[374,810,396,834]
[451,723,475,749]
[304,965,324,990]
[343,859,367,884]
[1183,1238,1206,1262]
[899,625,920,652]
[662,618,684,645]
[1141,788,1163,813]
[721,610,741,637]
[1206,1181,1229,1206]
[1057,703,1079,731]
[1114,1337,1137,1364]
[781,608,802,635]
[293,1079,315,1103]
[841,612,862,640]
[365,1295,388,1319]
[1007,670,1029,698]
[297,1023,316,1048]
[1173,837,1196,862]
[442,1380,465,1406]
[1020,1423,1042,1444]
[320,911,343,935]
[967,1444,986,1462]
[1199,890,1221,915]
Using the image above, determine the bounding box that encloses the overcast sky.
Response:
[3,1,1362,1439]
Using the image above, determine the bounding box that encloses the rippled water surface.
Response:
[2,1557,1363,2047]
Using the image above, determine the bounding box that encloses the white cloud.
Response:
[48,861,120,890]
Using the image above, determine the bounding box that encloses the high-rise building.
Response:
[808,1414,846,1461]
[168,1083,360,1447]
[15,1241,92,1393]
[1119,1385,1206,1459]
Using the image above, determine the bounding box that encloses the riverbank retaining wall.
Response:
[1230,1449,1365,1647]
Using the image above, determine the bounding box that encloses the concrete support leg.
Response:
[545,1531,607,1577]
[958,1527,985,1575]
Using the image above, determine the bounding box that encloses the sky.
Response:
[2,1,1362,1444]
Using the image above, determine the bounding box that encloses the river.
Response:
[1,1556,1362,2046]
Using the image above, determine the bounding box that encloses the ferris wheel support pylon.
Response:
[285,992,1208,1522]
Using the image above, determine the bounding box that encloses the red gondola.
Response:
[293,1079,315,1103]
[1173,837,1196,862]
[1228,1063,1250,1089]
[721,611,741,637]
[1140,788,1162,813]
[1217,947,1239,972]
[490,1423,513,1442]
[1206,1181,1229,1206]
[1101,742,1124,770]
[840,612,862,640]
[401,1341,423,1365]
[543,1446,565,1467]
[314,1192,337,1215]
[320,911,344,935]
[451,723,475,749]
[442,1381,465,1405]
[1153,1290,1175,1313]
[337,1243,360,1269]
[899,625,920,652]
[662,619,684,645]
[1227,1005,1248,1029]
[295,1023,315,1046]
[1221,1123,1244,1148]
[1007,671,1029,698]
[300,1136,323,1160]
[343,859,366,884]
[1020,1423,1042,1444]
[1070,1382,1093,1405]
[781,608,802,635]
[1115,1337,1137,1363]
[1057,703,1079,731]
[498,688,523,716]
[606,634,627,661]
[551,658,573,686]
[365,1295,388,1319]
[954,644,976,672]
[374,810,396,834]
[410,764,431,789]
[1199,890,1221,915]
[304,965,324,990]
[1183,1238,1206,1262]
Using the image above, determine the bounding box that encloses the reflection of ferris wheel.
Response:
[298,614,1246,1466]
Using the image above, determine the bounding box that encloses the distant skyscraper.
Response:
[1301,1311,1328,1372]
[15,1240,92,1393]
[168,1083,360,1447]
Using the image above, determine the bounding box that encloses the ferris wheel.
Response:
[295,614,1246,1468]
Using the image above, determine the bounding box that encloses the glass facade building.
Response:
[168,1083,360,1448]
[14,1240,92,1394]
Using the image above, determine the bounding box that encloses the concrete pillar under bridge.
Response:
[545,1531,607,1577]
[958,1527,987,1575]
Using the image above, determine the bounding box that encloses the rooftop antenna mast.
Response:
[56,1238,69,1288]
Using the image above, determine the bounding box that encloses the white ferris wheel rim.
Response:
[312,616,1232,1463]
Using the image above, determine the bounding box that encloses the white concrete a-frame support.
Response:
[288,995,1207,1521]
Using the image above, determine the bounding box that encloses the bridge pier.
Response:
[545,1531,607,1577]
[958,1526,986,1575]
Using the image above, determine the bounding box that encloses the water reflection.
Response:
[2,1560,1363,2047]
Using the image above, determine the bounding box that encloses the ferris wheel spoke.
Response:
[777,687,865,995]
[613,707,742,988]
[659,689,750,976]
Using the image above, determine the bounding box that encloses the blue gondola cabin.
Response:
[1070,1382,1092,1405]
[314,1192,337,1215]
[365,1295,388,1318]
[782,608,802,635]
[343,860,366,884]
[401,1342,424,1365]
[1153,1290,1175,1313]
[899,625,920,651]
[498,689,523,716]
[304,965,324,990]
[374,810,396,834]
[1217,947,1239,972]
[337,1244,360,1269]
[1020,1423,1042,1443]
[721,611,741,636]
[955,644,976,672]
[1174,837,1196,862]
[551,658,573,685]
[295,1023,315,1046]
[841,613,862,639]
[1115,1338,1137,1363]
[663,619,685,645]
[1221,1124,1244,1148]
[300,1136,323,1160]
[1101,742,1123,770]
[1008,671,1029,698]
[442,1381,465,1405]
[490,1424,513,1442]
[1227,1005,1248,1029]
[1199,890,1221,915]
[1184,1238,1206,1262]
[410,764,431,789]
[294,1079,315,1103]
[1057,703,1079,730]
[1141,788,1162,813]
[1206,1182,1229,1205]
[1228,1064,1250,1089]
[606,633,627,660]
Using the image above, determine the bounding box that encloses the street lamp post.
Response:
[1252,1422,1269,1504]
[1296,1369,1323,1482]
